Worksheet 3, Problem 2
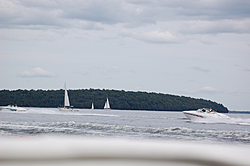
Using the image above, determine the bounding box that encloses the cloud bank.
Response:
[199,86,217,92]
[20,67,55,78]
[1,0,250,35]
[190,66,211,73]
[120,29,180,43]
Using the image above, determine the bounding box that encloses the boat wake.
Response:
[1,121,250,143]
[25,108,119,117]
[189,117,250,126]
[226,117,250,126]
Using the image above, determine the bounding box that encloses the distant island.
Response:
[0,89,229,113]
[229,111,250,114]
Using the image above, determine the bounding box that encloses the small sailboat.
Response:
[104,98,111,110]
[91,103,94,109]
[58,83,73,111]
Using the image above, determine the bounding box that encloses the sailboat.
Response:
[91,103,94,109]
[104,98,111,110]
[58,83,73,111]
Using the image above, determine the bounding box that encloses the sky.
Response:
[0,0,250,111]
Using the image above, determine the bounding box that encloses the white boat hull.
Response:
[58,107,73,111]
[183,110,229,121]
[1,105,26,112]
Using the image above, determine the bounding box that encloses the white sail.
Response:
[91,103,94,109]
[104,98,110,109]
[64,83,70,107]
[58,83,73,111]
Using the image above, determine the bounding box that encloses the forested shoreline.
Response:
[0,89,228,113]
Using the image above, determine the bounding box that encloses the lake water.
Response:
[1,108,250,144]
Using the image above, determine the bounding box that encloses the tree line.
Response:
[0,89,229,113]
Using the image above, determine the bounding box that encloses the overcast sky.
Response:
[1,0,250,111]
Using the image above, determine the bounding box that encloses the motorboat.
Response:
[183,108,229,121]
[1,105,26,112]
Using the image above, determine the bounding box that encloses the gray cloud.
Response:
[244,68,250,72]
[180,19,250,34]
[59,1,122,24]
[128,0,250,20]
[20,67,56,78]
[190,66,211,73]
[1,0,250,32]
[70,71,89,76]
[0,0,65,29]
[19,0,58,9]
[198,86,220,95]
[120,29,181,43]
[94,65,120,75]
[182,86,221,95]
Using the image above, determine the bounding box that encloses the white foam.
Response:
[191,117,250,125]
[25,107,120,117]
